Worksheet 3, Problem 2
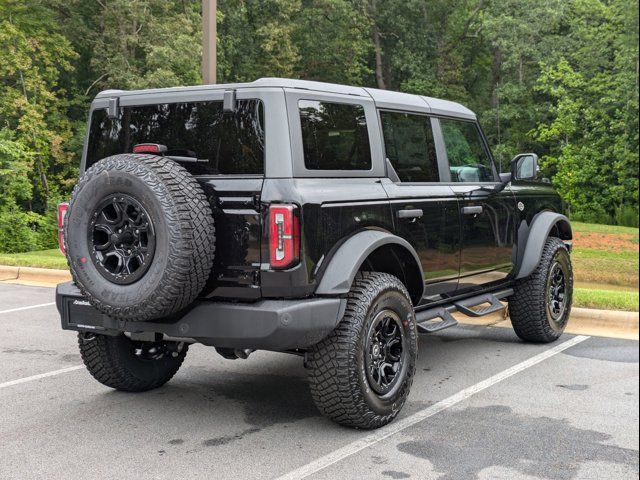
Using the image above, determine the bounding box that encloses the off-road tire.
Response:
[509,237,573,343]
[65,154,215,321]
[78,333,188,392]
[307,272,418,429]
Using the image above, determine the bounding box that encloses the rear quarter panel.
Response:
[259,178,393,298]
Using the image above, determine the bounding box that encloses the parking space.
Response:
[1,283,638,479]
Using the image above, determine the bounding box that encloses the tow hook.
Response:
[166,341,185,358]
[215,347,254,360]
[134,340,184,360]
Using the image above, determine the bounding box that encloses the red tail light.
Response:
[57,202,69,256]
[269,204,300,269]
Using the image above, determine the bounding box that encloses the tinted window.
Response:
[381,111,439,182]
[440,119,495,182]
[86,100,264,175]
[299,100,371,170]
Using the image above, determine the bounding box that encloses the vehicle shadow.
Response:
[97,325,531,434]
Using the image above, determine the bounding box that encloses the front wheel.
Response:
[306,272,417,429]
[509,237,573,343]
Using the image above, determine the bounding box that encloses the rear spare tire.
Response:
[65,154,215,321]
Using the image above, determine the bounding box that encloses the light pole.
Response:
[202,0,216,84]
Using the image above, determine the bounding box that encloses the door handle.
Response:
[462,206,483,215]
[397,209,423,219]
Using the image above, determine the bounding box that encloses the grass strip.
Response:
[574,287,639,312]
[0,249,68,270]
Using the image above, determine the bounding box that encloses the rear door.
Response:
[380,110,461,302]
[436,117,516,293]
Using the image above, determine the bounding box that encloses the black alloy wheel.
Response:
[547,260,567,325]
[365,309,407,396]
[89,194,156,285]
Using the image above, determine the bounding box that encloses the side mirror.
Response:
[511,153,539,181]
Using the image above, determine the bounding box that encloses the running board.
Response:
[415,288,513,334]
[415,307,458,333]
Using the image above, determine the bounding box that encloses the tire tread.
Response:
[510,237,572,343]
[66,154,215,321]
[78,333,187,392]
[307,272,416,429]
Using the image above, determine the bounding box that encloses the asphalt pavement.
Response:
[0,283,638,480]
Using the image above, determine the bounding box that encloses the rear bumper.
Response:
[56,282,345,351]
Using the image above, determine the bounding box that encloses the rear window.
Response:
[86,99,264,175]
[299,100,372,170]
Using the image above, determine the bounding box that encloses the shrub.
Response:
[0,209,57,253]
[614,205,639,228]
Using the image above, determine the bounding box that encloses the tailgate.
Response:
[198,177,264,300]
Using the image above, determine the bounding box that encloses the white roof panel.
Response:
[94,77,477,119]
[422,96,476,120]
[364,88,430,113]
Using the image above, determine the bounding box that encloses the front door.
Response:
[379,110,461,303]
[437,117,516,293]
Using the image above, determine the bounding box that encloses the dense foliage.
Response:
[0,0,638,252]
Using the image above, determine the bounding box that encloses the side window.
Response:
[380,111,439,182]
[299,100,372,170]
[440,119,495,183]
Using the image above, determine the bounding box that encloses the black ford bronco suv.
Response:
[56,78,573,429]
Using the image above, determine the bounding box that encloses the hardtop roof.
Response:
[94,77,476,120]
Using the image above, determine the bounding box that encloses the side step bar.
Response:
[415,288,514,334]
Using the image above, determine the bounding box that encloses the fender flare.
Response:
[514,211,572,280]
[315,230,425,301]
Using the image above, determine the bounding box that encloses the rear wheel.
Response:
[78,333,188,392]
[509,237,573,343]
[307,272,417,429]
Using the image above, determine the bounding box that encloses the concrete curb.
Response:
[460,305,638,340]
[571,307,638,325]
[563,307,639,339]
[570,307,639,329]
[0,265,71,285]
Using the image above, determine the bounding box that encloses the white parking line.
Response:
[275,334,590,480]
[0,302,55,315]
[0,365,84,390]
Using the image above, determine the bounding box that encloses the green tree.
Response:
[533,0,639,224]
[294,0,372,84]
[0,1,77,251]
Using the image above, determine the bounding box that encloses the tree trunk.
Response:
[373,23,386,90]
[519,56,523,85]
[492,47,503,160]
[491,47,502,109]
[369,0,386,90]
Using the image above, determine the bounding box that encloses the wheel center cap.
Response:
[119,231,134,246]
